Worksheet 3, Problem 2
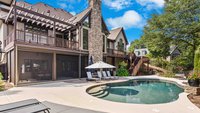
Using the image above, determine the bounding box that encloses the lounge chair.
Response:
[86,72,100,81]
[107,71,118,79]
[8,104,50,113]
[0,99,50,113]
[102,71,111,80]
[98,71,109,80]
[0,99,40,112]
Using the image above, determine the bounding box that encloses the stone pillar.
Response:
[88,0,103,63]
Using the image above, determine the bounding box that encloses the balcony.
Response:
[106,48,126,57]
[4,29,79,50]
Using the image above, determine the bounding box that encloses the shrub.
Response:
[0,72,3,80]
[116,68,129,76]
[0,72,4,91]
[116,61,129,76]
[119,61,127,68]
[194,46,200,74]
[161,71,175,78]
[187,73,200,80]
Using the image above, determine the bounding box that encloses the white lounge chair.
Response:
[98,71,109,80]
[86,72,100,81]
[107,71,118,79]
[102,71,111,80]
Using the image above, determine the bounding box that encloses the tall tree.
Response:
[142,0,200,63]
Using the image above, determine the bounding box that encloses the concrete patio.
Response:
[0,75,200,113]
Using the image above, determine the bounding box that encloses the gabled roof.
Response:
[108,27,128,44]
[17,1,73,21]
[68,7,92,24]
[169,45,180,55]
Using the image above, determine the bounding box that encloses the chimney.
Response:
[88,0,103,63]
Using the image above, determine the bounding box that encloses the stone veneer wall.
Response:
[88,0,103,63]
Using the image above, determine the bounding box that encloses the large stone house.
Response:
[0,0,128,85]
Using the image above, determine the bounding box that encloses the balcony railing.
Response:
[5,29,79,50]
[107,48,126,57]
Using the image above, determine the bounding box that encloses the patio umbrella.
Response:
[85,61,116,69]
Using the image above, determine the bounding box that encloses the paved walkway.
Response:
[0,75,200,113]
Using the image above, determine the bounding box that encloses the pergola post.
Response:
[52,21,56,80]
[14,1,17,41]
[52,52,56,80]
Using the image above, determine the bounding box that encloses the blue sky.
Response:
[22,0,164,44]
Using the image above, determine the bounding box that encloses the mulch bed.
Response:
[188,94,200,108]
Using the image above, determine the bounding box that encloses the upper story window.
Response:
[71,30,77,41]
[136,51,140,56]
[142,50,147,55]
[118,39,124,51]
[25,24,47,35]
[103,35,106,52]
[83,28,88,50]
[83,16,90,28]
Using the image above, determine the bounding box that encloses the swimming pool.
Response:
[87,79,184,104]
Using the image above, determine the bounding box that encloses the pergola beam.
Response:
[13,5,76,27]
[16,14,68,31]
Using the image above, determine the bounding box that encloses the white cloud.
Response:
[107,10,144,30]
[136,0,165,10]
[70,11,76,16]
[103,0,133,11]
[58,3,68,9]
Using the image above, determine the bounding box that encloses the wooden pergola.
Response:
[5,1,77,42]
[0,0,13,6]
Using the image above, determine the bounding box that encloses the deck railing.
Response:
[107,48,126,57]
[5,29,79,50]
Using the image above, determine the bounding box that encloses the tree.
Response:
[142,14,171,58]
[163,0,200,61]
[194,46,200,73]
[142,0,200,68]
[128,39,145,52]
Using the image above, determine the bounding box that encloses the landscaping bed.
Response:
[188,94,200,108]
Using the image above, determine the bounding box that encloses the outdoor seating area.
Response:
[85,61,118,81]
[86,71,118,81]
[0,99,50,113]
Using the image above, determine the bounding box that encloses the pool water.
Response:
[87,79,184,104]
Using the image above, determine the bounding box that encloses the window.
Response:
[83,28,88,50]
[103,35,105,52]
[118,39,124,51]
[71,30,77,41]
[25,24,48,43]
[142,50,147,55]
[83,16,90,28]
[137,51,141,56]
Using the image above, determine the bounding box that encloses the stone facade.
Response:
[88,0,103,63]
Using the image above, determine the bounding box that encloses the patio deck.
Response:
[0,75,200,113]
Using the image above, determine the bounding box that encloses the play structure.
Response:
[125,53,166,76]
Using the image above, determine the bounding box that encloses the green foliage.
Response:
[150,57,169,69]
[0,72,3,80]
[116,61,129,76]
[0,72,4,91]
[160,71,175,78]
[166,56,193,73]
[140,0,200,71]
[119,61,128,68]
[128,39,146,52]
[188,73,200,80]
[116,68,129,76]
[194,46,200,74]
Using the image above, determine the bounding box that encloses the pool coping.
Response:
[85,75,189,106]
